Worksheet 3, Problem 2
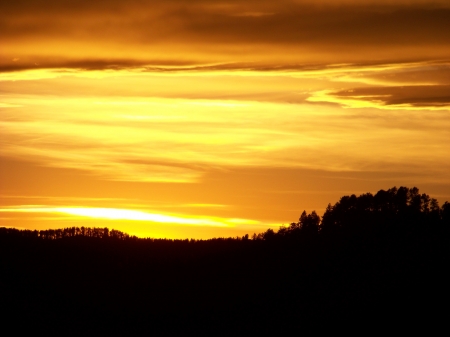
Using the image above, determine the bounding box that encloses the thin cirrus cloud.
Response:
[1,96,449,184]
[1,60,450,184]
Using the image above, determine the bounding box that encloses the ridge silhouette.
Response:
[0,186,449,334]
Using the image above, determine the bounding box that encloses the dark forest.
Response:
[1,186,449,334]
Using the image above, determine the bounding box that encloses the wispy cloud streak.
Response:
[1,61,449,183]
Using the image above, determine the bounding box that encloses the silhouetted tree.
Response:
[299,210,320,236]
[442,202,450,226]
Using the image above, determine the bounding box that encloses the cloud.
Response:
[2,60,449,113]
[331,85,450,107]
[1,58,449,185]
[2,88,450,184]
[2,0,450,70]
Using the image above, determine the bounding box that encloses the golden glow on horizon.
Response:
[0,206,261,228]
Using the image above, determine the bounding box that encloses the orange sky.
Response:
[1,0,450,238]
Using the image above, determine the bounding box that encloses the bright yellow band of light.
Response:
[0,206,261,228]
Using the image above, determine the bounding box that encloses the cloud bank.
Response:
[2,0,450,71]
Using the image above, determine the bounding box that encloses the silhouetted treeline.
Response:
[3,187,448,245]
[0,186,449,334]
[257,186,450,241]
[0,226,135,240]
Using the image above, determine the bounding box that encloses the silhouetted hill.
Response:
[1,186,449,334]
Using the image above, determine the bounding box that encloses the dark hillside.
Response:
[1,187,449,334]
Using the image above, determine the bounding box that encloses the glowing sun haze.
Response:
[1,0,450,238]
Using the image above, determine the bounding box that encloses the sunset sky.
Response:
[1,0,450,238]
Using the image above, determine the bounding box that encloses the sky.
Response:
[1,0,450,238]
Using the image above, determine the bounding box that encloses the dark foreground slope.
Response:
[1,187,449,334]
